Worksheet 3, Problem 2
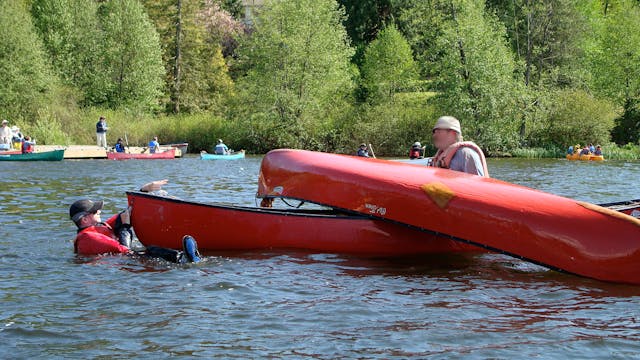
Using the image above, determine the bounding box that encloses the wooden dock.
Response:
[35,145,182,159]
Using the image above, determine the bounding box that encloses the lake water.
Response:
[2,156,640,359]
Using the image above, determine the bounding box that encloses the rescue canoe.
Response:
[126,191,479,254]
[257,149,640,285]
[200,150,245,160]
[0,149,64,161]
[107,148,175,160]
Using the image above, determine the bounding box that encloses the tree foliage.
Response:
[141,0,239,113]
[31,0,104,105]
[0,0,57,120]
[99,0,165,110]
[360,24,418,103]
[432,0,524,151]
[235,0,355,150]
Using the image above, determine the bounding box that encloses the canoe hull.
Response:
[0,149,64,161]
[257,149,640,284]
[200,150,245,160]
[566,153,604,161]
[107,149,175,160]
[127,191,480,255]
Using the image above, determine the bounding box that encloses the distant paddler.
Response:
[215,139,230,155]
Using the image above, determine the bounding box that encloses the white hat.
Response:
[413,142,421,147]
[433,116,461,134]
[1,119,7,124]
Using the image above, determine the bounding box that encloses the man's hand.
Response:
[119,206,132,225]
[140,179,169,192]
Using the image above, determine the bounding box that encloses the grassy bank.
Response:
[19,107,640,159]
[23,109,239,153]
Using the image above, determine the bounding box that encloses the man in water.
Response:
[70,180,200,263]
[429,116,489,177]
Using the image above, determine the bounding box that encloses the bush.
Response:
[528,89,618,148]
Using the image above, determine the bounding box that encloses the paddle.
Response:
[368,143,376,159]
[124,133,130,153]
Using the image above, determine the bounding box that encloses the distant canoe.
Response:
[566,153,604,161]
[0,149,64,161]
[107,148,176,160]
[200,150,245,160]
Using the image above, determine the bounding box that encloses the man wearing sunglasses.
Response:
[430,116,489,177]
[69,181,200,263]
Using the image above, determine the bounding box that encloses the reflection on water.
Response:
[1,156,640,358]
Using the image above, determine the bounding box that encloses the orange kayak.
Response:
[257,149,640,284]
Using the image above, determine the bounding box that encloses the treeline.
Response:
[1,0,640,155]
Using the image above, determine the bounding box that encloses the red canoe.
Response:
[257,149,640,285]
[107,148,175,160]
[126,191,480,255]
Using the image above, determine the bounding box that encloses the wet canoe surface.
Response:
[258,149,640,284]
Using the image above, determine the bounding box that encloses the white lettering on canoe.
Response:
[632,210,640,219]
[365,203,386,216]
[272,186,283,195]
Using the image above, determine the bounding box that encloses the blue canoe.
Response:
[200,150,245,160]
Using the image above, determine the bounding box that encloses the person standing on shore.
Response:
[0,120,11,146]
[96,116,108,148]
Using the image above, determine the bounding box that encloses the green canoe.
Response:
[0,149,65,161]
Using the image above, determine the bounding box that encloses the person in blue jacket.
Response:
[356,143,369,157]
[114,138,126,153]
[148,136,160,154]
[215,139,229,155]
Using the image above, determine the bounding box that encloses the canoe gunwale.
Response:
[127,191,365,219]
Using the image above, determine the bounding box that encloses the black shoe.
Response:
[182,235,201,263]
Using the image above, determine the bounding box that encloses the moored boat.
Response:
[257,149,640,285]
[107,148,175,160]
[126,191,480,254]
[0,149,64,161]
[200,150,245,160]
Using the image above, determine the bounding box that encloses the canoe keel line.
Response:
[257,149,640,285]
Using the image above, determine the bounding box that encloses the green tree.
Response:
[337,0,393,65]
[0,0,57,119]
[99,0,165,110]
[394,0,449,78]
[487,0,589,88]
[586,0,640,144]
[142,0,238,113]
[235,0,355,150]
[535,89,616,147]
[31,0,105,106]
[360,24,418,103]
[433,0,524,151]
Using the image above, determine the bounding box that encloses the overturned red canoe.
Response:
[107,149,175,160]
[126,191,479,255]
[257,149,640,285]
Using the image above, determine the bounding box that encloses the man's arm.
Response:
[450,148,484,176]
[139,179,169,192]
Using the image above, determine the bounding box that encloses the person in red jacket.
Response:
[70,180,200,263]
